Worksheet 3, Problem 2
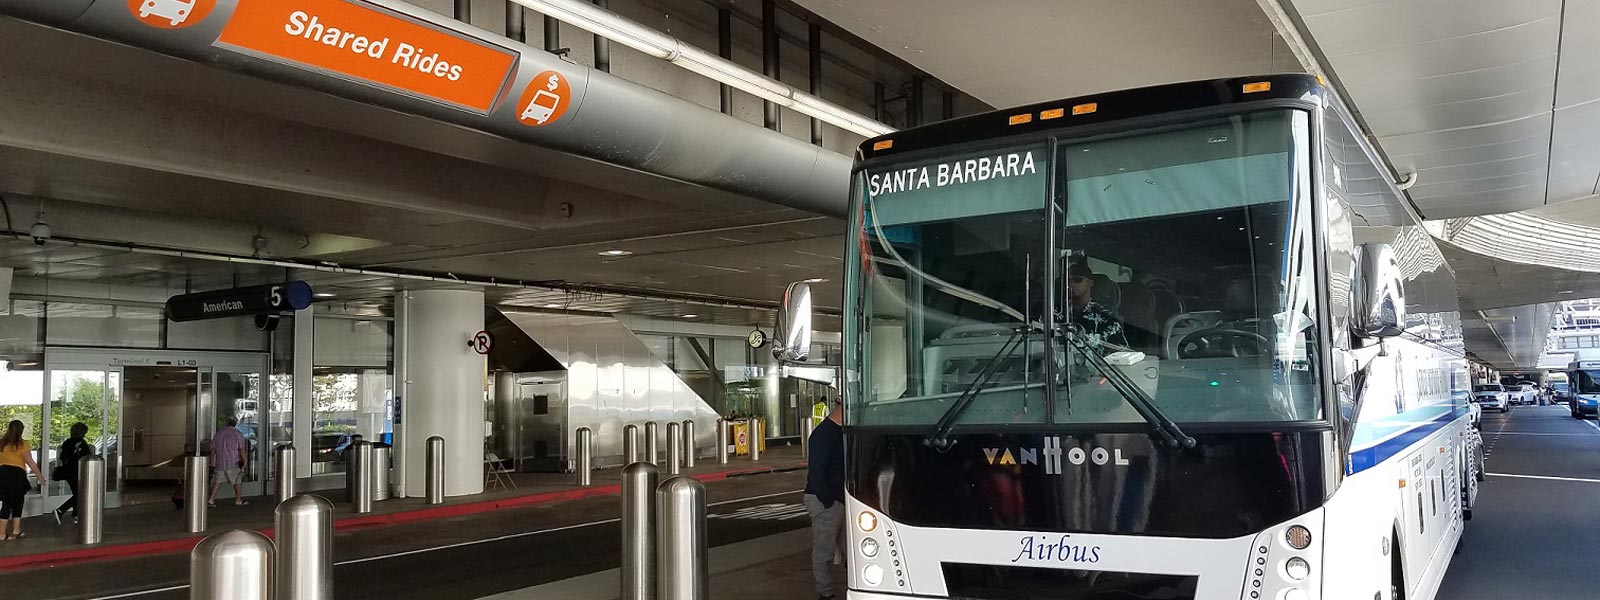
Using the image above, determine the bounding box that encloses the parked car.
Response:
[1473,384,1510,413]
[1467,396,1483,428]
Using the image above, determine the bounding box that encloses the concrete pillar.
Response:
[398,289,486,498]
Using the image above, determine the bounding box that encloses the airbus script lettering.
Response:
[867,152,1037,197]
[1011,534,1102,565]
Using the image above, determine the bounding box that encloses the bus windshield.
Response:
[1576,371,1600,394]
[849,109,1321,428]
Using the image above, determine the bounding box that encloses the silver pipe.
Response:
[274,444,296,501]
[351,442,373,514]
[576,427,593,486]
[426,436,446,505]
[645,422,660,466]
[77,455,104,545]
[623,424,640,465]
[184,456,209,533]
[190,530,274,600]
[749,418,761,462]
[621,462,660,600]
[716,419,728,465]
[682,420,696,470]
[274,495,334,600]
[666,422,682,476]
[802,418,814,459]
[655,477,709,600]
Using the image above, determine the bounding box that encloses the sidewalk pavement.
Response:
[0,446,806,572]
[482,528,842,600]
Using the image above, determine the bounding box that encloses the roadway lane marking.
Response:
[1585,419,1600,435]
[84,488,806,599]
[1487,473,1600,484]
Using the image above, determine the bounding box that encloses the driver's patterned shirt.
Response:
[1071,301,1126,351]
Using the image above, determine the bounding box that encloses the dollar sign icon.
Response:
[547,74,560,91]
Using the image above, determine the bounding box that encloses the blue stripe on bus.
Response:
[1347,409,1467,476]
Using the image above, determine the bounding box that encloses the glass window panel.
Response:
[167,317,269,351]
[0,362,45,483]
[45,303,163,348]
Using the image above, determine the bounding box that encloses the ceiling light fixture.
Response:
[508,0,894,138]
[599,249,633,257]
[543,303,563,308]
[682,314,699,318]
[314,292,336,298]
[803,278,829,283]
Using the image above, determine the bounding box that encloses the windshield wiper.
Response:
[924,326,1028,451]
[1061,327,1196,450]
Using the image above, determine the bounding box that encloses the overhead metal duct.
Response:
[0,0,852,217]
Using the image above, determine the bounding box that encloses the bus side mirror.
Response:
[774,282,814,362]
[1351,242,1405,339]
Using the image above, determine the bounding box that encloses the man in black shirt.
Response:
[804,398,846,599]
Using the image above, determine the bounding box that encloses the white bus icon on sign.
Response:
[521,90,561,124]
[140,0,196,26]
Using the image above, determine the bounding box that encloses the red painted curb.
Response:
[0,461,804,573]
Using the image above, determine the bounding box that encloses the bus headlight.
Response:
[1284,556,1311,581]
[857,511,879,532]
[861,537,880,558]
[1284,525,1312,550]
[863,564,884,586]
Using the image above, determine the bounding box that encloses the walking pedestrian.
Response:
[207,417,249,507]
[0,420,46,540]
[53,422,93,523]
[803,399,846,600]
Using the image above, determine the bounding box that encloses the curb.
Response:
[0,461,805,573]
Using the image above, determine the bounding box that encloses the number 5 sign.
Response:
[469,330,494,355]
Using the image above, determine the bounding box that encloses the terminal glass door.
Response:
[46,368,123,508]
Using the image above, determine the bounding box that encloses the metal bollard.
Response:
[371,445,390,502]
[621,462,661,600]
[716,419,728,465]
[275,495,333,600]
[623,423,640,465]
[274,444,296,501]
[749,418,761,462]
[190,530,274,600]
[576,427,593,486]
[802,417,814,458]
[425,436,445,505]
[351,441,373,514]
[666,422,682,476]
[656,477,709,600]
[682,420,696,470]
[644,422,660,465]
[77,455,105,545]
[184,455,209,533]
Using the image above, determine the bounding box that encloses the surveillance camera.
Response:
[29,221,49,246]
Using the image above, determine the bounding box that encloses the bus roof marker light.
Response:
[1008,113,1033,125]
[1072,102,1098,115]
[873,139,894,151]
[1243,81,1272,93]
[1040,108,1066,120]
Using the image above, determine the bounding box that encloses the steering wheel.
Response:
[1176,328,1269,359]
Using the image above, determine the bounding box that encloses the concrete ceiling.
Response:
[0,15,844,313]
[1284,0,1600,221]
[789,0,1302,108]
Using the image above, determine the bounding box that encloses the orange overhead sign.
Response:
[216,0,517,113]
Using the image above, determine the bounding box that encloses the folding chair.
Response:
[484,452,517,491]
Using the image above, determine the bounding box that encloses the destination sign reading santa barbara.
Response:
[865,145,1048,225]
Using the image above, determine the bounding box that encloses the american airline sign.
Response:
[982,437,1131,475]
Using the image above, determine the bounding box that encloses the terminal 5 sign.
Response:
[215,0,518,113]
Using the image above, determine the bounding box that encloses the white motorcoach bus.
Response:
[835,75,1484,600]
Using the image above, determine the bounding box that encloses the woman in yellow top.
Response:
[0,419,47,540]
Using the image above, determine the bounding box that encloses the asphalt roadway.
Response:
[1437,403,1600,600]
